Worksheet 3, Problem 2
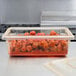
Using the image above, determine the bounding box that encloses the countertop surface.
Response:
[0,42,76,76]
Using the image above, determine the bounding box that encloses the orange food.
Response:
[61,40,67,46]
[27,39,33,45]
[26,45,32,52]
[30,31,36,35]
[63,46,68,51]
[49,40,55,47]
[16,40,22,48]
[57,44,62,52]
[32,42,39,48]
[15,47,20,52]
[9,30,68,56]
[55,40,59,45]
[24,32,29,36]
[50,30,57,35]
[21,46,26,52]
[11,40,16,47]
[50,46,57,52]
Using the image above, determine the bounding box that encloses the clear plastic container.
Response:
[2,27,74,56]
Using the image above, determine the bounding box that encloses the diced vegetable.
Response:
[9,30,68,53]
[50,30,57,35]
[30,31,36,35]
[24,32,29,36]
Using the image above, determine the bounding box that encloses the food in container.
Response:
[2,27,74,56]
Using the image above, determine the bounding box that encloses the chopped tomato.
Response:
[11,40,16,47]
[26,45,32,52]
[10,46,15,52]
[50,30,57,35]
[22,40,27,44]
[39,40,48,49]
[50,46,57,52]
[32,42,39,48]
[9,30,68,55]
[27,39,33,45]
[55,40,59,45]
[24,32,29,36]
[63,46,68,51]
[49,40,55,47]
[46,39,50,43]
[37,33,45,36]
[57,44,62,52]
[43,43,48,48]
[30,31,36,35]
[61,40,67,46]
[21,45,26,52]
[15,47,20,52]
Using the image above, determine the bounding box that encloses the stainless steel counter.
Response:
[0,42,76,76]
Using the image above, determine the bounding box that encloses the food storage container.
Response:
[2,27,74,56]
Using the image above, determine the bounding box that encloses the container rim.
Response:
[2,27,74,40]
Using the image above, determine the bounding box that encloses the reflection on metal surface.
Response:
[6,57,56,76]
[0,42,76,76]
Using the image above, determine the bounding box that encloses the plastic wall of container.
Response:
[2,27,74,56]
